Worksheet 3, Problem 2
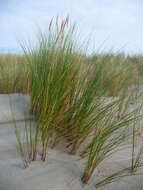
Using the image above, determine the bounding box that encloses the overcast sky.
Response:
[0,0,143,54]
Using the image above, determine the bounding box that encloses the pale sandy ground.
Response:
[0,94,143,190]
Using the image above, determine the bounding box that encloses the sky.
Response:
[0,0,143,54]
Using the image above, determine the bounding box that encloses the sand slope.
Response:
[0,94,143,190]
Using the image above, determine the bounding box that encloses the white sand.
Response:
[0,94,143,190]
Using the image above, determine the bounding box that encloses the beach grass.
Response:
[0,16,143,185]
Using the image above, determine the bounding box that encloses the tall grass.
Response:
[21,16,84,161]
[0,54,28,93]
[95,99,143,188]
[81,97,138,183]
[90,53,138,96]
[56,62,113,155]
[2,16,142,186]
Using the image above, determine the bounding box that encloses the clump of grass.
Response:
[6,16,142,187]
[56,62,113,155]
[55,53,137,158]
[21,16,83,161]
[81,100,137,184]
[95,99,143,188]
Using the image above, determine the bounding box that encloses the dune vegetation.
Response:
[1,17,143,185]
